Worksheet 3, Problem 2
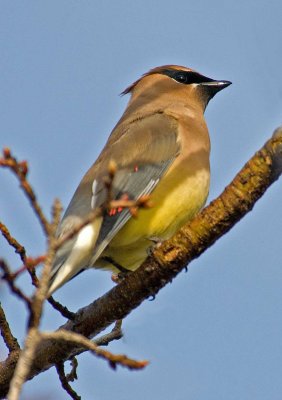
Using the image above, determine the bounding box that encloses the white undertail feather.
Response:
[48,218,102,295]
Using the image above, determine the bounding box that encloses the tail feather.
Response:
[48,218,102,296]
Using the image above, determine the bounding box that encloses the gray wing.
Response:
[90,113,181,265]
[50,112,180,285]
[91,160,174,265]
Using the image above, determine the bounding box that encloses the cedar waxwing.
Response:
[48,65,231,295]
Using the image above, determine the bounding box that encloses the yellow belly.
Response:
[102,158,210,271]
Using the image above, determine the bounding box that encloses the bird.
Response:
[48,65,231,295]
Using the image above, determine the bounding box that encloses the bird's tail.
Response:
[48,218,102,296]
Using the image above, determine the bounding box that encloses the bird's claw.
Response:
[147,236,163,256]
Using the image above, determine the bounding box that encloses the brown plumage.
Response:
[48,65,231,295]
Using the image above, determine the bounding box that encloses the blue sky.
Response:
[1,1,282,399]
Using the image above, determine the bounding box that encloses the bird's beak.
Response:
[201,80,232,94]
[197,79,232,108]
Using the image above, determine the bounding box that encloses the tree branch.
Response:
[0,303,20,353]
[0,127,281,398]
[6,200,62,400]
[0,222,26,264]
[0,260,32,308]
[56,362,81,400]
[0,148,50,235]
[41,330,147,370]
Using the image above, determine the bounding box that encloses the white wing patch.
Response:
[48,219,102,295]
[91,179,98,209]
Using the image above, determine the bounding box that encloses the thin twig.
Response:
[54,321,123,400]
[0,222,26,263]
[94,320,123,347]
[28,200,62,328]
[56,362,81,400]
[66,357,79,382]
[12,256,44,284]
[0,303,20,353]
[0,260,32,308]
[7,328,41,400]
[7,200,62,400]
[0,219,42,288]
[41,329,148,370]
[48,296,75,320]
[0,148,50,235]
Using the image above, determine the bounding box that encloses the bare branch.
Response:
[56,362,81,400]
[0,148,50,235]
[7,328,41,400]
[12,256,45,285]
[0,127,281,398]
[94,320,123,347]
[47,296,75,320]
[54,319,123,400]
[0,303,20,353]
[0,224,41,291]
[6,200,62,400]
[66,357,79,382]
[28,200,62,328]
[42,329,148,370]
[0,260,32,308]
[0,222,26,264]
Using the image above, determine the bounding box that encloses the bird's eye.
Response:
[175,73,188,84]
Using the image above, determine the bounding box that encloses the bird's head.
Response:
[122,65,231,111]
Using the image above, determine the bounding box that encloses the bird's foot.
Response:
[102,256,131,283]
[147,236,163,256]
[111,270,130,284]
